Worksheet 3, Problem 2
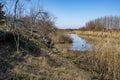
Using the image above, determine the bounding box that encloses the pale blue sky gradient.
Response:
[39,0,120,29]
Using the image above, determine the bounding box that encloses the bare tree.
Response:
[11,0,30,53]
[23,6,56,41]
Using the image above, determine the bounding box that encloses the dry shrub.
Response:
[49,30,72,43]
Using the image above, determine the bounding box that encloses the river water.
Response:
[55,34,91,51]
[69,34,91,51]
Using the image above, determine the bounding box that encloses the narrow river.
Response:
[55,34,91,51]
[69,34,91,51]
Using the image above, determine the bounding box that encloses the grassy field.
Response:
[63,30,120,80]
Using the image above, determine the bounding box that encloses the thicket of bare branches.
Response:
[2,0,57,51]
[22,7,57,39]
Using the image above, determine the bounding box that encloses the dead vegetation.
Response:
[0,30,89,80]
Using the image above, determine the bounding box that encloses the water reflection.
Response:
[69,34,91,51]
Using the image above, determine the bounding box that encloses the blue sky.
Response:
[37,0,120,29]
[3,0,120,29]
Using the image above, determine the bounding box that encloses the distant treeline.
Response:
[80,16,120,31]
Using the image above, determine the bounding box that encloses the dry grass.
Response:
[0,44,90,80]
[85,40,120,80]
[73,30,120,39]
[69,30,120,80]
[13,52,90,80]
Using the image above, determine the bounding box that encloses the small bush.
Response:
[49,30,72,43]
